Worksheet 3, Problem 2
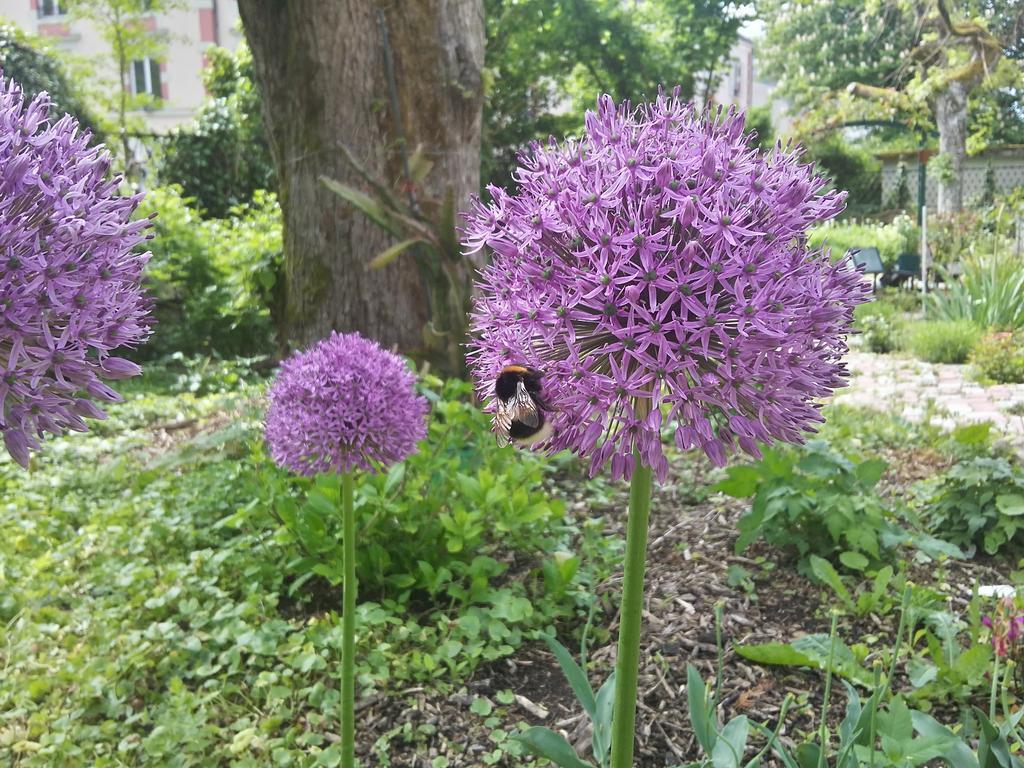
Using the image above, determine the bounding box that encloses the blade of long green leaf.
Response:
[366,238,427,270]
[319,176,400,237]
[542,634,597,718]
[514,726,596,768]
[687,664,718,754]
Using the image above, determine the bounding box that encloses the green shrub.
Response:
[260,377,579,604]
[136,185,282,359]
[929,252,1024,330]
[809,213,919,267]
[858,313,903,353]
[157,44,274,218]
[916,456,1024,555]
[716,440,896,569]
[802,135,882,217]
[971,331,1024,383]
[906,320,981,364]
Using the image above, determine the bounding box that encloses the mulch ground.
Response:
[353,448,1016,767]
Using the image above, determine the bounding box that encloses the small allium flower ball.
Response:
[265,331,429,476]
[465,92,870,482]
[0,77,152,469]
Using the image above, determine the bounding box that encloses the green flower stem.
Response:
[610,457,653,768]
[340,472,356,768]
[990,649,1001,722]
[817,611,839,768]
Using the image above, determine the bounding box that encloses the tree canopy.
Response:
[158,44,275,218]
[482,0,747,189]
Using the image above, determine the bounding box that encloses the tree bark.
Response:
[237,0,484,361]
[931,81,969,214]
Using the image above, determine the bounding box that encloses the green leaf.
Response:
[514,727,595,768]
[735,642,818,668]
[854,458,887,487]
[712,717,749,768]
[592,672,616,767]
[953,422,992,446]
[996,494,1024,516]
[913,711,978,768]
[687,664,718,755]
[810,555,854,608]
[319,176,401,236]
[878,696,912,743]
[737,637,872,686]
[542,634,597,719]
[470,697,493,716]
[366,238,428,270]
[714,465,761,497]
[839,551,869,571]
[838,681,862,747]
[906,657,938,688]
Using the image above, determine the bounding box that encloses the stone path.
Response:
[833,351,1024,440]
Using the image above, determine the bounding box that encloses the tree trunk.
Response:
[237,0,484,363]
[932,81,969,214]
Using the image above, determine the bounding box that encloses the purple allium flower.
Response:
[0,77,152,469]
[464,92,870,482]
[265,331,429,476]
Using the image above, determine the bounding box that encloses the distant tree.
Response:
[760,0,1024,213]
[65,0,183,175]
[804,134,884,216]
[158,44,274,218]
[0,23,99,136]
[483,0,746,189]
[744,104,775,151]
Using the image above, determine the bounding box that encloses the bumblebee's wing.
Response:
[512,381,540,427]
[492,403,514,447]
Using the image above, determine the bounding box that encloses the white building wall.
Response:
[710,35,791,138]
[0,0,242,132]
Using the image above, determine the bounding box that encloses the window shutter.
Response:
[132,60,147,95]
[149,59,162,99]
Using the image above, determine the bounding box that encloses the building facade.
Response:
[0,0,242,132]
[711,34,791,136]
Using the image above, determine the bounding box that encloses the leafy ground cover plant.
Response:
[717,440,894,569]
[915,456,1024,556]
[732,598,1024,767]
[0,366,606,765]
[906,320,982,364]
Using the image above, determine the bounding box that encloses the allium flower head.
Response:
[0,77,152,468]
[465,92,870,481]
[265,331,429,476]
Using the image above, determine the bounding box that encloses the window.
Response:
[37,0,66,17]
[129,58,163,100]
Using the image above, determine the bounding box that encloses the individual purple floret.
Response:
[265,331,429,476]
[0,77,152,468]
[464,91,870,482]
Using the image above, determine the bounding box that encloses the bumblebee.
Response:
[492,365,552,447]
